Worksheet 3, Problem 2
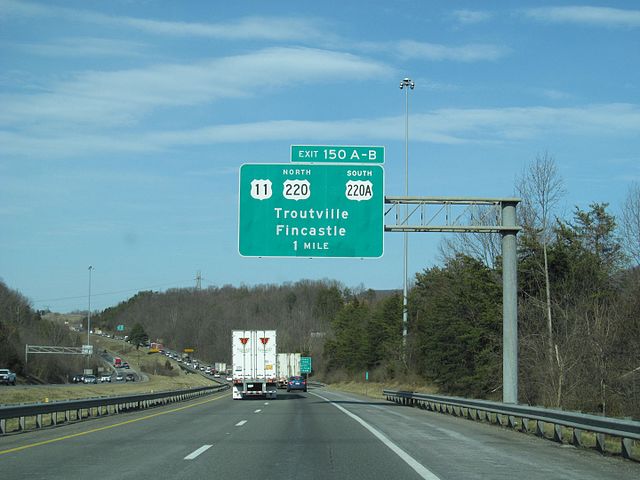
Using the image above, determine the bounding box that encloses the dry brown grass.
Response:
[325,380,438,400]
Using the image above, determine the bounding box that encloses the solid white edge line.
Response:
[312,392,441,480]
[235,420,247,426]
[184,444,213,460]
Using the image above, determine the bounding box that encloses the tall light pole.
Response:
[87,265,93,349]
[399,77,415,349]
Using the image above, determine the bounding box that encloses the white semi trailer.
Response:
[232,330,277,400]
[277,353,301,389]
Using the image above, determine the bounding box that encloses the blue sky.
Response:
[1,1,639,312]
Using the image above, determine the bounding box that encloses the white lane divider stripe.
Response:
[184,445,212,460]
[254,409,262,413]
[312,392,441,480]
[236,420,247,426]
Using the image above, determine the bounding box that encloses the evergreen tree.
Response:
[128,322,149,350]
[411,254,502,397]
[324,298,369,373]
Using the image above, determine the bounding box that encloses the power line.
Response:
[32,280,194,305]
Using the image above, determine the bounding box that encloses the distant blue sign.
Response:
[116,325,125,332]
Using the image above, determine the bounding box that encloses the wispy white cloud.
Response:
[118,16,331,42]
[13,37,148,58]
[396,40,508,62]
[359,40,509,62]
[525,6,640,28]
[146,104,640,145]
[0,47,391,128]
[3,104,639,158]
[0,0,331,41]
[452,9,492,25]
[531,88,573,101]
[414,104,640,142]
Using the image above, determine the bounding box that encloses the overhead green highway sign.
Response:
[238,163,384,258]
[291,145,384,164]
[300,357,312,374]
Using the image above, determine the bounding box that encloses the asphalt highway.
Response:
[0,386,637,479]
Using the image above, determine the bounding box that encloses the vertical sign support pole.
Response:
[501,201,518,404]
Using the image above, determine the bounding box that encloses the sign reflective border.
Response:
[238,164,384,258]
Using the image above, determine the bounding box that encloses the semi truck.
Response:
[232,330,277,400]
[214,362,227,374]
[277,353,301,389]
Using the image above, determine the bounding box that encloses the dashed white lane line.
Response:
[254,409,262,413]
[184,445,212,460]
[236,420,247,427]
[313,392,441,480]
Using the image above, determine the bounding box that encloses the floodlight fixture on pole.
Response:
[399,77,414,349]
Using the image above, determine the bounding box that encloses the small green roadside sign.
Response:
[300,357,312,374]
[291,145,384,164]
[238,163,384,258]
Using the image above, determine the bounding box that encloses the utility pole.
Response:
[195,270,202,290]
[87,265,93,349]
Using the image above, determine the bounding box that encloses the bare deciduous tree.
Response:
[621,182,640,265]
[438,205,502,269]
[516,152,565,405]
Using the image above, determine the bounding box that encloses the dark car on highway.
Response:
[287,375,307,392]
[125,373,135,382]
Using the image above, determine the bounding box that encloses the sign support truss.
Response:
[384,196,521,404]
[25,344,93,365]
[384,196,521,233]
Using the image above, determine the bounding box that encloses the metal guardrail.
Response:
[384,390,640,461]
[0,384,229,435]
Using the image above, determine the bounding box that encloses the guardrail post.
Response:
[0,419,5,434]
[521,418,530,433]
[553,424,563,443]
[621,438,634,460]
[19,416,25,431]
[595,433,606,453]
[36,414,42,429]
[536,420,545,437]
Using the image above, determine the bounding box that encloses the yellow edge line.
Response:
[0,392,230,456]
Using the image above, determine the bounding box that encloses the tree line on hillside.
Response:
[90,280,350,370]
[0,281,88,383]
